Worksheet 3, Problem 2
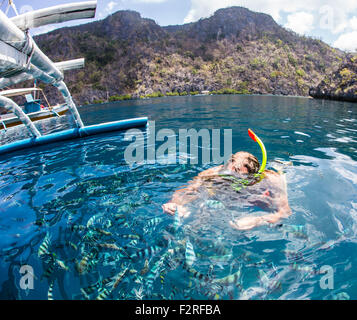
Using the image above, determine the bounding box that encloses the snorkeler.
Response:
[162,129,292,231]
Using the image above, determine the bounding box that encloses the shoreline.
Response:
[84,92,316,107]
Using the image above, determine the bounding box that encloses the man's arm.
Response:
[162,165,223,216]
[230,172,292,230]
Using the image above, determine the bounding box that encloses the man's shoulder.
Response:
[198,165,224,177]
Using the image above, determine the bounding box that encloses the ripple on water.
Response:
[0,96,357,300]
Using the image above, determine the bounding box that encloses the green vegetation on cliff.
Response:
[309,54,357,102]
[34,7,347,105]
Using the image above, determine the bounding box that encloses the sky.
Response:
[2,0,357,52]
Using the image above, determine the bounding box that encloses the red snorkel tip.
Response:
[248,129,257,142]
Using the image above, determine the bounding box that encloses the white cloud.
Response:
[333,31,357,52]
[31,25,57,36]
[284,12,314,35]
[183,0,357,35]
[350,16,357,30]
[183,0,284,24]
[129,0,168,3]
[97,1,121,18]
[106,1,118,12]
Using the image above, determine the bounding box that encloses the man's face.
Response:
[227,160,249,174]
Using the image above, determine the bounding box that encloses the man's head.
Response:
[226,152,260,174]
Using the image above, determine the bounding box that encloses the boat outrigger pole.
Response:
[0,1,148,157]
[0,3,96,131]
[0,94,41,137]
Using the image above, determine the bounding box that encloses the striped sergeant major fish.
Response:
[48,282,54,300]
[213,267,242,286]
[41,260,56,280]
[95,288,112,300]
[258,269,282,293]
[81,277,113,298]
[112,264,129,289]
[140,259,149,275]
[76,248,99,274]
[282,224,308,239]
[183,265,209,282]
[38,233,51,258]
[185,239,196,267]
[130,245,162,262]
[144,217,164,233]
[120,234,141,240]
[146,249,173,293]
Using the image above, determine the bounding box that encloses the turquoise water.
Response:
[0,95,356,300]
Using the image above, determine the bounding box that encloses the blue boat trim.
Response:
[0,117,148,156]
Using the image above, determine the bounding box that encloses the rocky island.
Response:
[2,6,350,106]
[309,54,357,102]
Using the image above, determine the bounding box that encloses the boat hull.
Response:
[0,104,69,129]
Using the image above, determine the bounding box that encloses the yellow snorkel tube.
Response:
[248,129,267,174]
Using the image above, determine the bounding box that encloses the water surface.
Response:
[0,95,356,300]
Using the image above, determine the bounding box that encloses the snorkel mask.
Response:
[218,129,267,192]
[248,128,267,174]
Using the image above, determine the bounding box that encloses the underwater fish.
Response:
[258,269,282,293]
[205,200,225,209]
[92,227,112,236]
[38,234,51,258]
[145,217,164,229]
[184,265,209,281]
[207,264,214,278]
[133,286,144,300]
[185,239,196,267]
[41,261,56,280]
[76,249,99,274]
[81,276,113,298]
[282,225,308,240]
[238,286,267,300]
[48,282,54,300]
[95,288,112,300]
[81,281,101,297]
[146,249,173,293]
[112,265,129,289]
[214,267,242,286]
[290,263,319,278]
[130,245,162,261]
[56,259,69,271]
[76,255,90,274]
[125,239,139,248]
[66,241,78,251]
[120,234,141,240]
[140,259,149,275]
[209,254,233,268]
[332,292,350,300]
[71,224,87,233]
[159,270,166,285]
[98,243,120,251]
[168,285,180,300]
[283,249,305,263]
[114,213,126,220]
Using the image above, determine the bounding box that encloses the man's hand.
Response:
[229,216,266,231]
[162,202,177,215]
[162,202,191,218]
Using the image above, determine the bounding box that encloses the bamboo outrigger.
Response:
[0,87,69,130]
[0,1,148,156]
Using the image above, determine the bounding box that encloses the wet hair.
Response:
[226,152,260,174]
